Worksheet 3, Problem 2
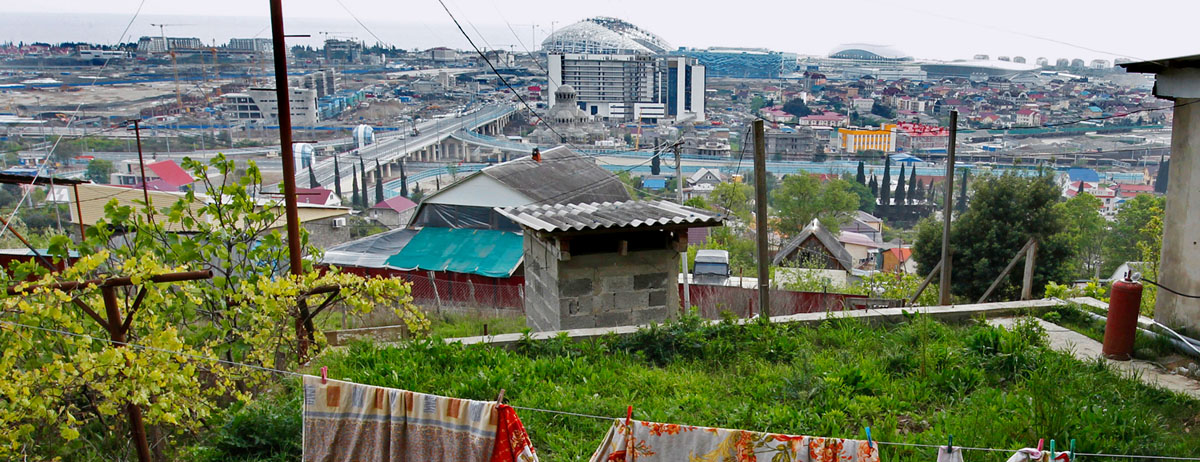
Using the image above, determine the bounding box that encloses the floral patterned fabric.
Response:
[303,375,538,462]
[589,419,881,462]
[493,404,540,462]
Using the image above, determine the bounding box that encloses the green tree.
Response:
[895,164,908,205]
[375,159,385,205]
[869,175,878,196]
[1055,192,1106,279]
[709,181,754,220]
[351,166,361,209]
[870,101,896,119]
[359,157,369,207]
[907,168,918,203]
[772,176,859,237]
[845,179,876,214]
[399,160,409,197]
[1154,160,1169,194]
[683,196,707,209]
[85,158,114,184]
[856,161,866,185]
[781,98,813,117]
[956,170,969,213]
[1101,194,1165,275]
[913,173,1073,301]
[333,156,343,198]
[0,155,422,460]
[879,156,892,206]
[308,163,319,189]
[651,152,662,176]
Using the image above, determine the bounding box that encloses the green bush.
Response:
[191,381,302,462]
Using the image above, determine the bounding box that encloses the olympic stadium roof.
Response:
[920,59,1040,78]
[828,43,912,61]
[542,17,672,55]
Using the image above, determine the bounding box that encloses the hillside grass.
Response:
[198,312,1200,461]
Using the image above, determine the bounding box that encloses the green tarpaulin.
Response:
[384,227,524,278]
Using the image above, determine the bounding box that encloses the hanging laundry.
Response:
[589,418,881,462]
[493,404,540,462]
[1006,449,1067,462]
[937,446,963,462]
[302,375,539,462]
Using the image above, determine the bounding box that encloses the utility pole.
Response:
[674,141,690,312]
[939,110,958,305]
[269,0,316,355]
[753,119,770,317]
[128,120,153,224]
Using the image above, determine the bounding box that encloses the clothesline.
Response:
[5,319,1200,462]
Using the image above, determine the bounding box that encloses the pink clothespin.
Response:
[1037,438,1044,456]
[320,366,328,384]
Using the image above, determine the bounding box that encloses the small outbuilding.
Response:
[497,200,723,331]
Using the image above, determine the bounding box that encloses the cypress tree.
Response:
[351,166,361,209]
[907,167,917,202]
[856,161,866,184]
[956,169,969,212]
[651,152,661,176]
[375,159,385,205]
[399,159,409,197]
[895,164,907,205]
[880,156,892,206]
[359,157,369,208]
[1154,159,1169,193]
[869,175,878,196]
[333,156,343,198]
[1077,181,1085,195]
[308,163,318,189]
[914,179,924,202]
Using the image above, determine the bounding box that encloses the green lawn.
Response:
[198,313,1200,461]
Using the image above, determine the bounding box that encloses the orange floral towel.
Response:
[590,418,881,462]
[492,404,539,462]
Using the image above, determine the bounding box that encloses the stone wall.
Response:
[522,234,681,331]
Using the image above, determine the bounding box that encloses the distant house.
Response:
[110,159,194,191]
[641,175,670,190]
[409,146,631,230]
[843,211,883,243]
[295,187,341,207]
[369,195,417,227]
[838,231,880,269]
[772,219,856,271]
[687,168,724,189]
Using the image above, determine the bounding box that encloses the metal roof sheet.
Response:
[495,199,723,233]
[480,146,630,205]
[384,227,523,278]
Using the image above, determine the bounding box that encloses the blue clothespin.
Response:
[1069,439,1076,462]
[947,435,954,453]
[865,426,874,448]
[1050,440,1056,457]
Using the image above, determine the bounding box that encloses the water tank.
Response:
[293,143,315,169]
[353,124,375,149]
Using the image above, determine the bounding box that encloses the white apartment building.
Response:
[547,53,705,122]
[222,88,319,126]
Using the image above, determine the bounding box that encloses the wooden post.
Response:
[101,286,152,462]
[1021,240,1038,300]
[675,143,690,313]
[753,119,770,317]
[428,270,442,314]
[938,110,959,305]
[909,259,942,305]
[977,238,1035,304]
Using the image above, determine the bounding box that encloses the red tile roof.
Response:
[294,187,334,205]
[145,160,193,188]
[371,195,417,212]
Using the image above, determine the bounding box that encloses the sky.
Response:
[5,0,1199,62]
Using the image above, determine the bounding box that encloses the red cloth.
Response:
[492,404,539,462]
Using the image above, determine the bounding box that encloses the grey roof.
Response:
[771,219,855,271]
[322,227,418,268]
[1120,54,1200,73]
[481,146,631,205]
[495,199,723,233]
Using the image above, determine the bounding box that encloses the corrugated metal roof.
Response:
[480,146,630,205]
[323,227,419,269]
[495,199,723,233]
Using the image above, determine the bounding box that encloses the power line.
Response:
[0,0,148,241]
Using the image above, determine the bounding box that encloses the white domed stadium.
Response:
[828,43,913,62]
[541,17,672,55]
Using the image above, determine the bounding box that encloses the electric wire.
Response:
[2,317,1200,461]
[0,0,148,240]
[1140,278,1200,300]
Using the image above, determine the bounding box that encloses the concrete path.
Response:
[988,317,1200,399]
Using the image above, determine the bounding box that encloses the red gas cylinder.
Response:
[1103,277,1144,360]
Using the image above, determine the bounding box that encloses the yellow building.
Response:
[838,125,896,153]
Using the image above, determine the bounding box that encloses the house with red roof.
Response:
[369,195,418,227]
[295,187,341,207]
[110,159,194,192]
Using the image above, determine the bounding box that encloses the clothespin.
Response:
[865,426,874,449]
[531,148,541,163]
[1037,438,1044,454]
[320,366,328,384]
[625,405,633,426]
[1050,440,1056,457]
[496,389,506,405]
[1069,439,1076,462]
[946,435,954,453]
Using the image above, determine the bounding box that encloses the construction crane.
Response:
[149,24,193,114]
[149,24,194,52]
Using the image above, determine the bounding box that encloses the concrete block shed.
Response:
[497,200,723,331]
